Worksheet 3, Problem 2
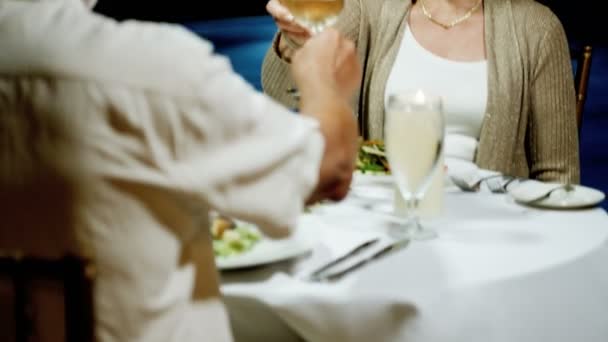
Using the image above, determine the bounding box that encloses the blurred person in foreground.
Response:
[0,0,361,341]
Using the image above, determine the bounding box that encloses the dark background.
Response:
[94,0,606,44]
[93,1,269,22]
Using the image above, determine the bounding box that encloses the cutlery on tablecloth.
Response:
[303,238,380,282]
[486,176,520,193]
[450,173,505,192]
[312,238,409,282]
[451,173,522,193]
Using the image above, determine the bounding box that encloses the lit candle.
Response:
[414,89,426,104]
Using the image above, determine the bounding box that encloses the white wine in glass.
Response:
[385,89,445,240]
[281,0,344,103]
[281,0,344,34]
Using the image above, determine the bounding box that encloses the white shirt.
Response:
[0,1,324,341]
[385,24,488,161]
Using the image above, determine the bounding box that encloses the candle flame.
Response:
[414,89,426,103]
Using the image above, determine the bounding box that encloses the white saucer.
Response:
[510,182,605,209]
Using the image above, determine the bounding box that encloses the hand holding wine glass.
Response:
[291,28,360,102]
[268,0,345,100]
[292,29,361,202]
[268,0,344,36]
[280,0,344,34]
[267,0,312,47]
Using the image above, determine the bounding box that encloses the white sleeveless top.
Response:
[385,24,488,162]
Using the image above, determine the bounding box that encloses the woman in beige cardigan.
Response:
[262,0,580,183]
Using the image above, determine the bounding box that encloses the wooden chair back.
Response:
[0,252,95,342]
[572,45,593,132]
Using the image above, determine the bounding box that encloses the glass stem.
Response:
[405,196,422,233]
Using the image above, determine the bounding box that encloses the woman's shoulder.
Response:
[506,0,565,31]
[358,0,408,18]
[356,0,411,30]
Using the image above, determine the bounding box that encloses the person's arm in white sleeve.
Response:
[0,0,359,238]
[162,29,361,237]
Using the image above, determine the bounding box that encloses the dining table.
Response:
[218,170,608,342]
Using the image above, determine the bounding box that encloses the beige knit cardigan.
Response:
[261,0,580,183]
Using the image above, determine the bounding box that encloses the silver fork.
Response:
[486,176,519,193]
[518,183,575,204]
[450,174,505,192]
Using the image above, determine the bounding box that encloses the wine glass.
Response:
[281,0,344,35]
[385,89,445,240]
[281,0,345,104]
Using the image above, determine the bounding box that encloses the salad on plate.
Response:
[356,139,391,175]
[211,216,262,258]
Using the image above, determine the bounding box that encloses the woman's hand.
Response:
[292,28,360,101]
[292,29,362,202]
[267,0,311,47]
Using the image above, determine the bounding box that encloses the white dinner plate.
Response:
[355,158,481,188]
[510,182,605,209]
[215,218,317,270]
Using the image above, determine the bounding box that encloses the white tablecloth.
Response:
[220,184,608,342]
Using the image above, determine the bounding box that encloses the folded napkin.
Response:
[224,272,418,342]
[444,157,479,179]
[444,134,478,161]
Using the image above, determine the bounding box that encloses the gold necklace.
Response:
[421,0,482,29]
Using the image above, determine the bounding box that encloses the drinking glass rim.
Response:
[387,89,443,106]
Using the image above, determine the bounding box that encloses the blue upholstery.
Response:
[182,17,608,209]
[183,16,277,91]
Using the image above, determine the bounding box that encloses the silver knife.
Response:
[315,238,409,282]
[305,238,380,282]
